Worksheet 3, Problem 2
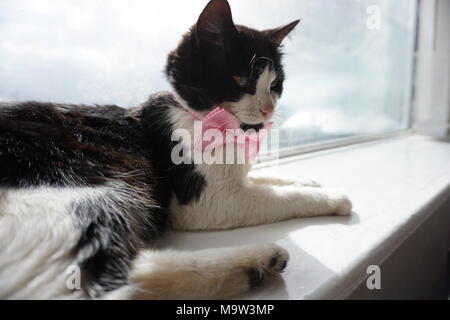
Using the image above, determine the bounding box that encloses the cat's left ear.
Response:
[269,19,301,46]
[196,0,238,47]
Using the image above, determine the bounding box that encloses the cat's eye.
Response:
[271,78,278,88]
[233,76,248,88]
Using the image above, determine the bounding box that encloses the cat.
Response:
[0,0,351,299]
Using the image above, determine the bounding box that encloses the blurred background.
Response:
[0,0,438,151]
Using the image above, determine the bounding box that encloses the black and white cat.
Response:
[0,0,351,299]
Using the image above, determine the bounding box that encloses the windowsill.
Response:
[160,134,450,299]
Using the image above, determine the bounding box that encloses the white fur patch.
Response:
[0,186,105,299]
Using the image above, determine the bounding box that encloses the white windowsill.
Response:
[160,134,450,299]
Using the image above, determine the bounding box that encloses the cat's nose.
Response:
[260,104,274,118]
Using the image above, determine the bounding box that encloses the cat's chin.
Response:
[240,123,264,132]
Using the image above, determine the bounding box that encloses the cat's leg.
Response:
[109,243,288,300]
[247,175,321,188]
[172,181,352,231]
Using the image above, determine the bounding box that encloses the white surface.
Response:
[160,135,450,299]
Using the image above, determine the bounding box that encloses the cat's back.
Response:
[0,101,151,188]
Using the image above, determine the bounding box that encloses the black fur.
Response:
[0,102,149,188]
[246,268,265,289]
[72,197,140,297]
[138,92,207,206]
[241,123,264,132]
[165,26,285,112]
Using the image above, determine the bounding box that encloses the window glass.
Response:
[0,0,417,150]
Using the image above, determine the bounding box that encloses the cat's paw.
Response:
[245,244,289,289]
[328,190,352,216]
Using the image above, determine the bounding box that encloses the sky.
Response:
[0,0,417,146]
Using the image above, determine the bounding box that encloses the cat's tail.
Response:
[107,243,289,299]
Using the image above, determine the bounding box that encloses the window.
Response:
[275,0,417,150]
[0,0,417,154]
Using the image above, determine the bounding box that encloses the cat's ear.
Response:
[269,19,300,46]
[196,0,237,47]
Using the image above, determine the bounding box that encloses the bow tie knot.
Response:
[189,107,272,163]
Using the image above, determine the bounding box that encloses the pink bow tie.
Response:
[185,106,272,163]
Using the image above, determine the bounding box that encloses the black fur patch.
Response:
[138,92,206,206]
[247,268,264,289]
[0,101,151,188]
[72,197,138,297]
[241,123,264,132]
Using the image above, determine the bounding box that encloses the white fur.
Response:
[0,187,90,299]
[169,70,352,231]
[113,243,288,300]
[0,183,149,299]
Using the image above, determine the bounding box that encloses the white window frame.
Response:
[414,0,450,137]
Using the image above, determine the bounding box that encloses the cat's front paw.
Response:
[329,190,352,216]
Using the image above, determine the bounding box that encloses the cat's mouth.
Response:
[240,123,264,132]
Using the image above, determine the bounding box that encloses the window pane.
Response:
[274,0,417,149]
[0,0,417,150]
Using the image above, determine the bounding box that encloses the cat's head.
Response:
[166,0,299,129]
